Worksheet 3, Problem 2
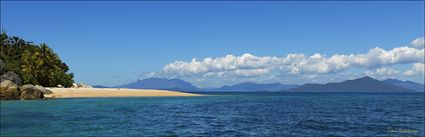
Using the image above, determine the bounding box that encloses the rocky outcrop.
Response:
[35,85,53,95]
[1,71,22,86]
[0,60,22,86]
[0,80,20,100]
[0,59,21,86]
[44,88,53,95]
[72,82,93,88]
[19,84,44,100]
[1,79,53,100]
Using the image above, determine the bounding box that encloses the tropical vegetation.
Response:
[0,32,74,87]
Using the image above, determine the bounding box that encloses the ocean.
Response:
[1,92,424,136]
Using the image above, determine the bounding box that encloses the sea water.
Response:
[1,92,424,136]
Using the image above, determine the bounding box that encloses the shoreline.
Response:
[45,88,202,98]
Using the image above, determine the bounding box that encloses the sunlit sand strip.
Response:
[46,88,202,98]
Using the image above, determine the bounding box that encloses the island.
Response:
[0,33,200,100]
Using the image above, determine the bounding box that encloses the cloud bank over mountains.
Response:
[364,62,425,77]
[143,37,424,86]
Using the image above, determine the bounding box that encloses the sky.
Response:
[1,1,424,87]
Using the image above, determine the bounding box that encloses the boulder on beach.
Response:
[34,85,46,93]
[57,84,64,88]
[35,85,53,95]
[72,83,78,88]
[44,88,53,95]
[79,83,93,88]
[0,71,22,86]
[19,84,44,100]
[0,80,20,100]
[72,82,93,88]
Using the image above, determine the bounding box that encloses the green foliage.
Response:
[0,32,74,87]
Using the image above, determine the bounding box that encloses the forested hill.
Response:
[0,32,74,87]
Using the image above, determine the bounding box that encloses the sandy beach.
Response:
[46,88,201,98]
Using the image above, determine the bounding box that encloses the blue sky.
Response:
[1,1,424,87]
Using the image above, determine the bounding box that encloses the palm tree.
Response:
[21,47,44,85]
[2,33,74,87]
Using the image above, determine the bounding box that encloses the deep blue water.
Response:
[1,92,424,136]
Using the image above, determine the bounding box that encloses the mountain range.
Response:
[382,79,424,92]
[116,78,199,91]
[98,77,423,92]
[204,82,299,92]
[288,76,418,92]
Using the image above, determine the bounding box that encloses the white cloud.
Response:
[403,63,425,76]
[151,37,425,86]
[163,38,424,77]
[411,37,424,49]
[163,53,279,76]
[234,68,270,77]
[348,46,424,68]
[365,68,401,76]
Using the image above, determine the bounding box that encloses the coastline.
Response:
[45,88,202,98]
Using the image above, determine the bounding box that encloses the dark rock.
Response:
[19,84,44,100]
[0,59,4,74]
[0,80,20,100]
[1,71,22,86]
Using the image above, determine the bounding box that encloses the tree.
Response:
[0,32,74,87]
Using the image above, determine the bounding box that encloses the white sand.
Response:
[46,88,201,98]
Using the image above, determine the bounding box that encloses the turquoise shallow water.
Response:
[1,92,424,136]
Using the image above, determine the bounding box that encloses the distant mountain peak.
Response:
[360,76,372,78]
[382,78,418,84]
[344,76,385,84]
[140,77,167,81]
[240,82,257,84]
[209,82,299,92]
[117,77,199,91]
[382,78,424,92]
[115,76,422,92]
[289,76,414,92]
[384,78,398,81]
[355,76,377,81]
